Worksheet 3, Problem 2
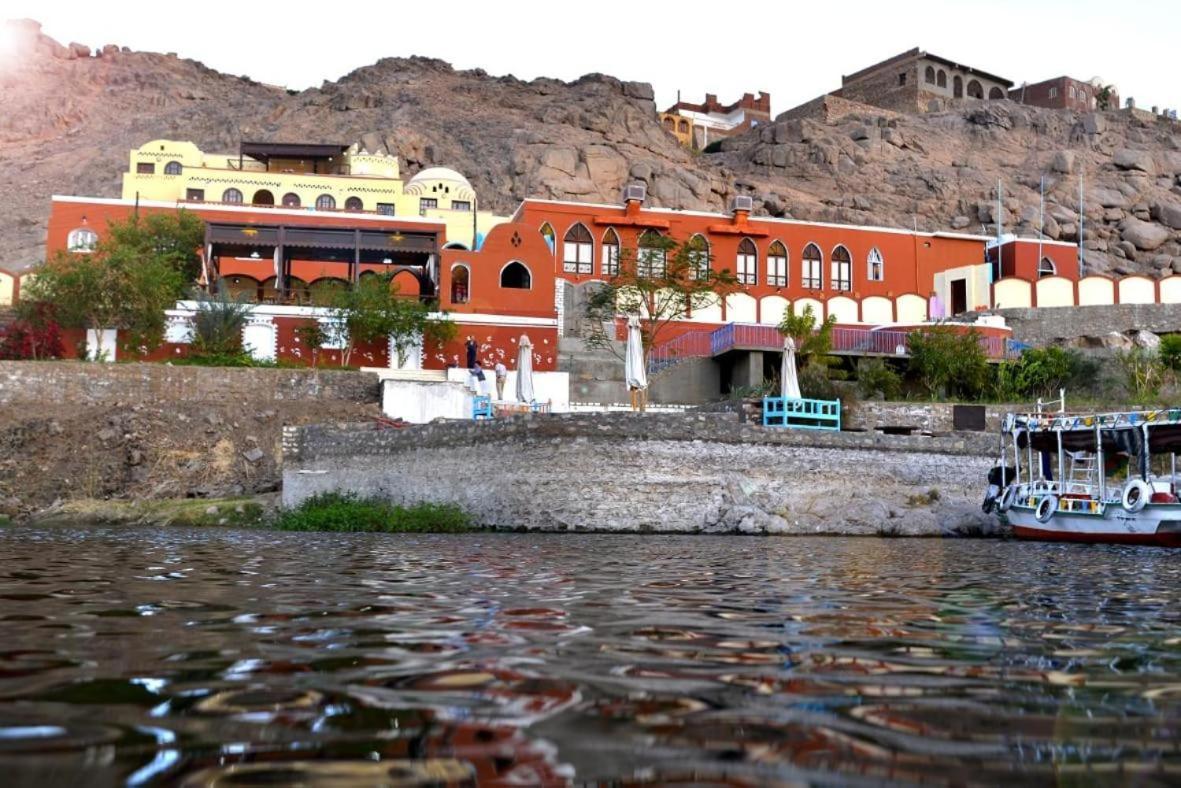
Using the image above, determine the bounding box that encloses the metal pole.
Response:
[1078,171,1085,277]
[1038,176,1045,268]
[1096,423,1105,500]
[996,180,1004,244]
[1057,428,1065,492]
[1014,430,1023,486]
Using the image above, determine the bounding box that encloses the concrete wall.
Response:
[383,379,472,423]
[445,368,571,410]
[995,302,1181,345]
[282,413,999,536]
[0,361,380,406]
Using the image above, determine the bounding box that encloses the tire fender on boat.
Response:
[1035,495,1058,523]
[1122,479,1150,513]
[997,485,1018,513]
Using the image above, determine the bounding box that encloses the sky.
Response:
[3,0,1179,113]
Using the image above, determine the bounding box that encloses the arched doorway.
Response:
[252,189,275,206]
[450,264,470,304]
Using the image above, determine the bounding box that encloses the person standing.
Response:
[493,360,507,400]
[464,335,478,369]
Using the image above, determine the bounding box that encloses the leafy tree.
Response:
[1115,347,1164,404]
[104,211,206,284]
[295,322,328,368]
[329,274,455,367]
[993,346,1094,401]
[907,326,990,400]
[584,234,738,368]
[0,303,64,360]
[855,357,903,400]
[1159,334,1181,372]
[777,303,836,369]
[1095,84,1117,111]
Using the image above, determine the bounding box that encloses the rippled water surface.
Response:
[0,528,1179,786]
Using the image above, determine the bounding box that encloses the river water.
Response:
[0,528,1179,786]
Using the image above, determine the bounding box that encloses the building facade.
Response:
[660,92,771,150]
[1010,76,1118,112]
[121,140,506,251]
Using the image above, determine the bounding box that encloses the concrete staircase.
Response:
[559,337,628,404]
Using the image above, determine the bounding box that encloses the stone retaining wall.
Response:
[994,303,1181,346]
[282,413,1000,536]
[0,361,380,406]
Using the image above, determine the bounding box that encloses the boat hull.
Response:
[1007,505,1181,547]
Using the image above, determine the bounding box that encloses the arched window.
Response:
[67,227,98,253]
[802,243,823,289]
[164,161,183,175]
[638,230,666,278]
[687,234,710,280]
[252,189,274,206]
[539,222,556,252]
[1038,257,1056,278]
[924,65,936,84]
[663,116,675,129]
[344,196,363,212]
[831,245,852,291]
[867,247,884,282]
[953,75,963,98]
[966,79,984,99]
[736,238,757,285]
[988,86,1005,100]
[678,119,689,133]
[500,261,532,289]
[315,194,336,211]
[767,241,787,287]
[451,264,470,304]
[937,70,947,88]
[563,223,594,274]
[602,228,620,277]
[222,188,243,204]
[282,192,301,208]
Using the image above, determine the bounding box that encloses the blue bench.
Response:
[472,395,493,420]
[762,396,841,431]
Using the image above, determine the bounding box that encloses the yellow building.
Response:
[120,139,504,250]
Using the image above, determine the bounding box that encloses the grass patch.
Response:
[273,492,474,533]
[906,488,941,507]
[0,514,9,527]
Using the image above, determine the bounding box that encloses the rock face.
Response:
[1,17,1181,280]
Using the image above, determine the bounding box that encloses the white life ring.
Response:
[997,485,1018,513]
[1035,495,1058,523]
[1122,479,1150,513]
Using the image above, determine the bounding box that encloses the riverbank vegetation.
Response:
[272,493,474,533]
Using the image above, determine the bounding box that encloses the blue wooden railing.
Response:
[762,396,842,431]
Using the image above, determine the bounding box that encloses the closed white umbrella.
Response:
[624,315,648,392]
[516,334,535,403]
[781,335,801,400]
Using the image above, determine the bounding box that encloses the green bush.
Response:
[1159,335,1181,372]
[907,327,990,400]
[799,363,839,400]
[993,346,1097,401]
[855,357,903,400]
[1115,347,1165,404]
[273,492,473,533]
[191,286,254,356]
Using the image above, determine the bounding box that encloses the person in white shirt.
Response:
[494,361,508,400]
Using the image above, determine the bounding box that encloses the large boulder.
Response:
[1120,217,1171,251]
[1091,186,1129,209]
[1151,200,1181,230]
[1113,148,1156,175]
[1051,150,1076,174]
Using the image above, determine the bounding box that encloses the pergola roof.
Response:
[206,222,437,255]
[239,142,349,164]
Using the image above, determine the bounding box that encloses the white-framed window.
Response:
[451,200,471,212]
[1049,86,1058,99]
[736,238,757,285]
[767,241,787,287]
[831,245,852,291]
[316,194,336,210]
[222,188,243,204]
[540,222,556,252]
[164,161,183,175]
[562,223,594,274]
[602,229,620,277]
[638,230,666,278]
[1038,257,1056,278]
[867,247,884,281]
[802,243,823,289]
[67,227,98,253]
[687,234,710,280]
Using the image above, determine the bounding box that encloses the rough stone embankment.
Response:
[283,413,1002,536]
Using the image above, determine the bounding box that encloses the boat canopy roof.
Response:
[1011,410,1181,454]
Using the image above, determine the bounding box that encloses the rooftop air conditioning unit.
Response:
[622,183,647,203]
[731,195,754,213]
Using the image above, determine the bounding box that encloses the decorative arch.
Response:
[539,222,556,252]
[164,161,183,175]
[222,274,260,302]
[344,196,364,212]
[966,79,984,99]
[450,264,470,304]
[663,116,675,129]
[500,261,532,290]
[830,245,852,291]
[562,223,594,274]
[861,295,893,324]
[390,268,423,297]
[67,227,98,253]
[222,188,243,204]
[924,65,936,84]
[826,296,858,324]
[687,234,711,279]
[766,240,787,287]
[724,292,757,323]
[443,241,469,251]
[252,189,275,206]
[1078,275,1115,306]
[1035,276,1074,307]
[282,192,301,208]
[993,278,1033,309]
[736,238,758,285]
[315,194,336,211]
[1038,257,1056,277]
[801,242,823,289]
[759,295,789,326]
[936,70,947,88]
[1159,276,1181,304]
[1118,276,1155,305]
[678,119,689,133]
[895,293,928,322]
[989,86,1005,100]
[602,228,620,276]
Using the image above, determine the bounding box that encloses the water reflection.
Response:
[0,529,1178,785]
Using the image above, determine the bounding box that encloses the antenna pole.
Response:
[1038,175,1045,268]
[996,179,1003,243]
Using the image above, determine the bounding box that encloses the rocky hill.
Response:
[2,18,1180,277]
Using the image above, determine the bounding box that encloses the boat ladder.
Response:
[1067,451,1098,492]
